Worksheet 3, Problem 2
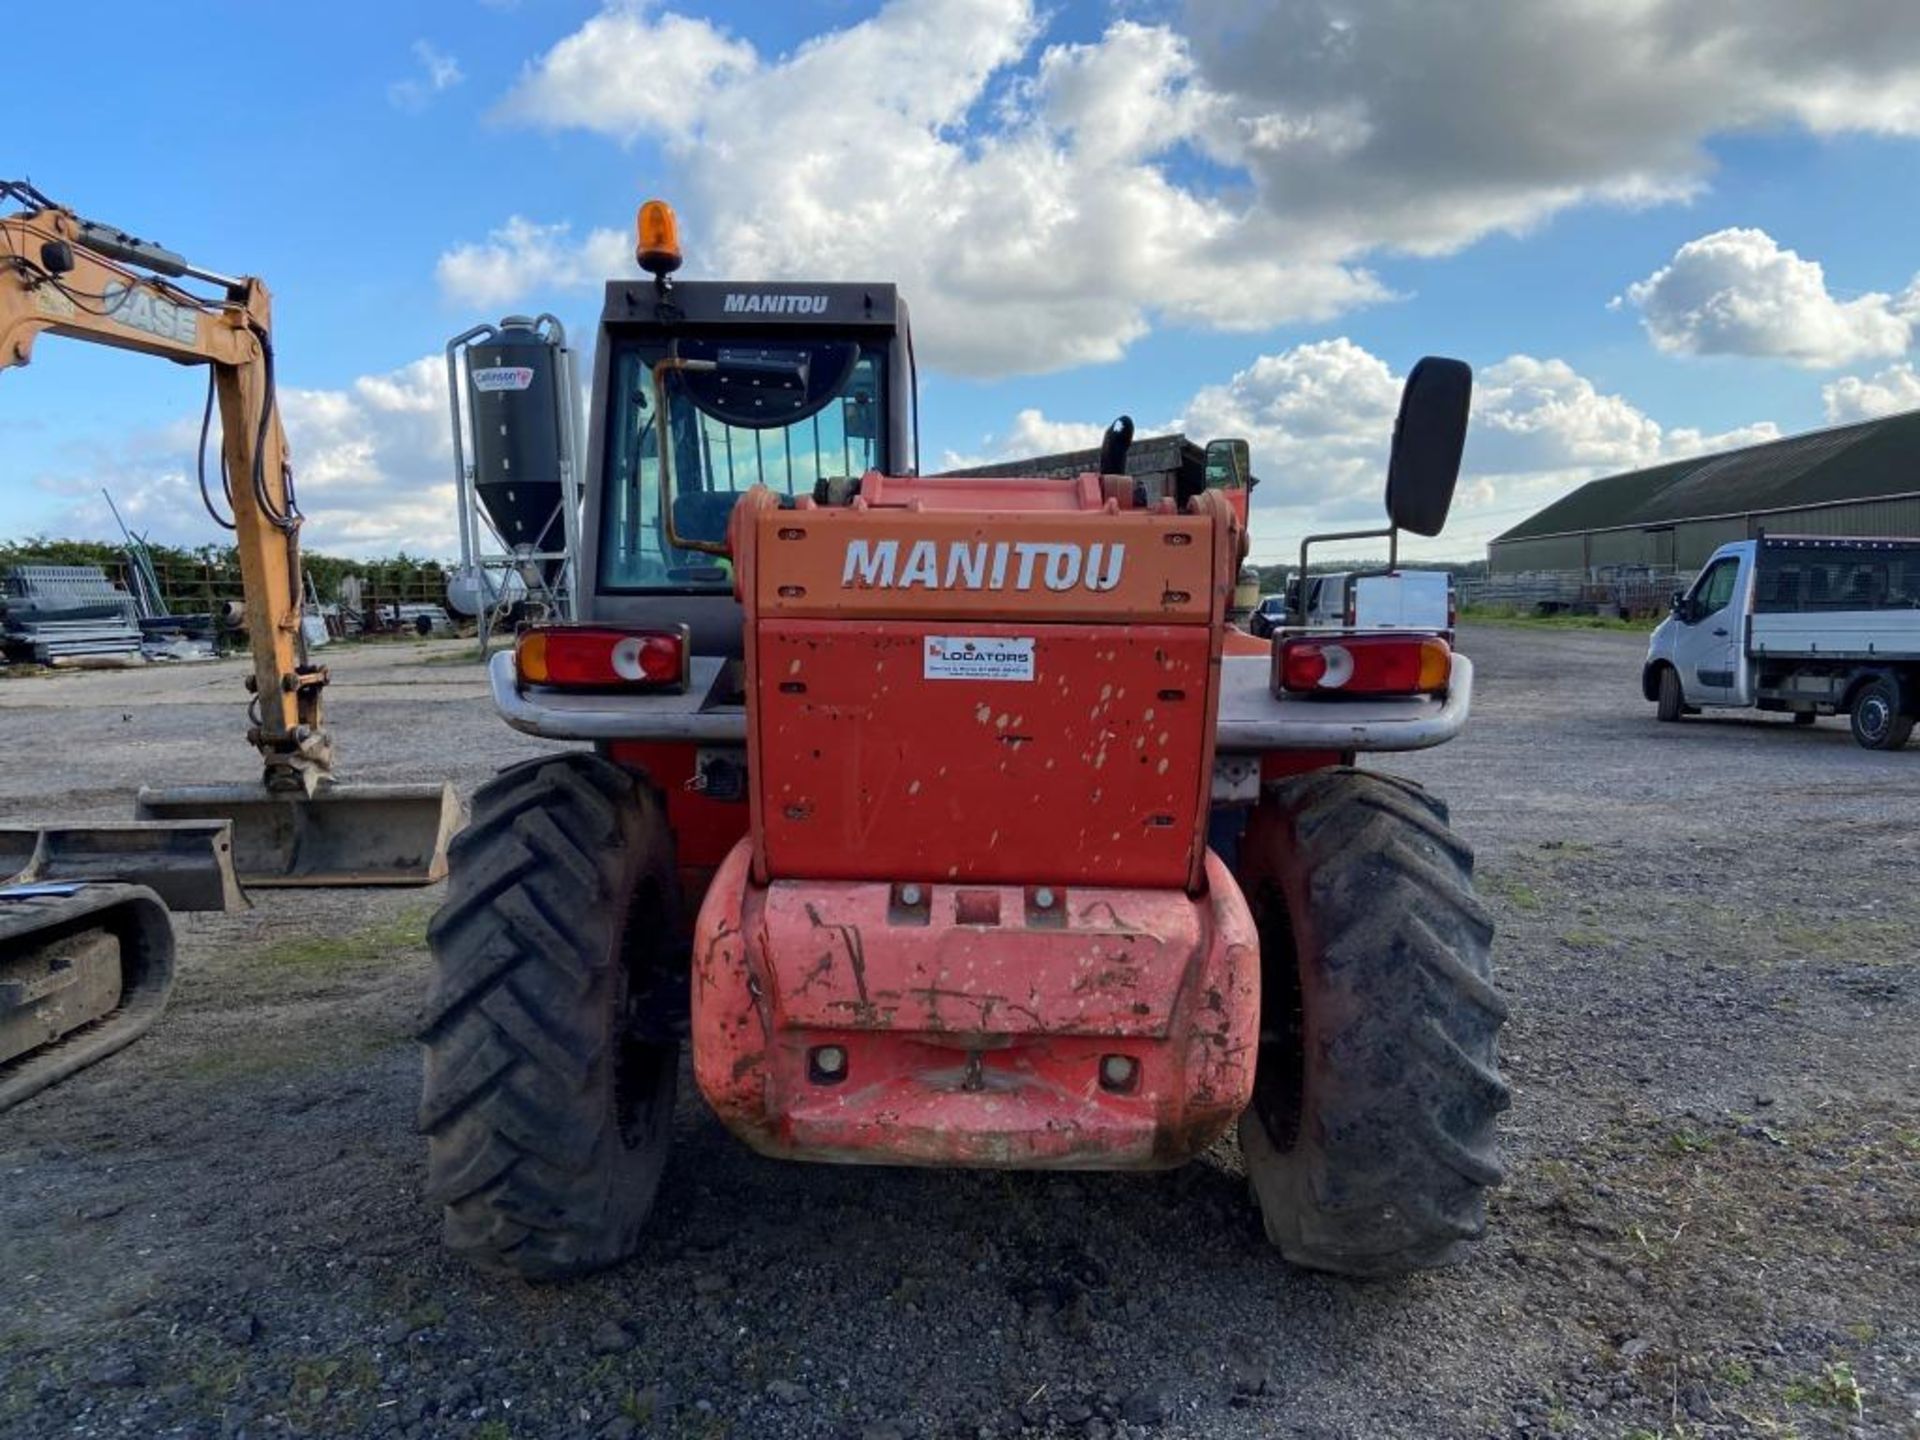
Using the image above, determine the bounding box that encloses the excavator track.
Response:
[0,884,175,1114]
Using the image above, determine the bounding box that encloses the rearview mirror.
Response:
[1384,356,1472,537]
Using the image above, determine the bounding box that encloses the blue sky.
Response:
[8,1,1920,564]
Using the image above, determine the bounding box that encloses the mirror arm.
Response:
[653,354,729,557]
[1294,525,1394,625]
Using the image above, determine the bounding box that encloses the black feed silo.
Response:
[464,319,567,580]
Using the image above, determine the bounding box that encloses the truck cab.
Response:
[1644,535,1920,749]
[1645,541,1755,709]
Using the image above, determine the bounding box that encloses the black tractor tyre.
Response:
[1655,666,1685,723]
[419,753,681,1279]
[1849,677,1914,751]
[1236,768,1509,1276]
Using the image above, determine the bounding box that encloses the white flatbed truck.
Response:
[1642,535,1920,749]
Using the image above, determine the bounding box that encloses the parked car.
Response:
[1281,569,1453,634]
[1248,594,1288,637]
[1643,535,1920,749]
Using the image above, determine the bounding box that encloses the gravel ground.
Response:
[0,625,1915,1440]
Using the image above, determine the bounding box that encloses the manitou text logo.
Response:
[100,281,198,344]
[722,293,830,315]
[841,539,1126,593]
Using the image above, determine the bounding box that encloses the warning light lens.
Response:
[1276,633,1451,697]
[636,199,683,277]
[516,625,689,692]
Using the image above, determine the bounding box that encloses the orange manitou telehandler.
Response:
[0,180,460,1112]
[421,201,1506,1279]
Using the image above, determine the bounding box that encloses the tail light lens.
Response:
[1276,633,1451,697]
[516,625,690,692]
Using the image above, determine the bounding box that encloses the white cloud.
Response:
[42,358,461,560]
[1183,1,1920,255]
[436,216,636,308]
[1823,361,1920,422]
[495,4,755,140]
[1621,228,1916,367]
[940,408,1109,469]
[389,40,464,112]
[964,342,1779,555]
[478,0,1387,374]
[467,0,1920,378]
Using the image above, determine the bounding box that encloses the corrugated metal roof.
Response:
[1493,408,1920,542]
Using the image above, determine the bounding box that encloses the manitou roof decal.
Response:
[722,293,830,315]
[840,539,1126,593]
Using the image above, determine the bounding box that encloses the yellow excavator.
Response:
[0,180,461,1110]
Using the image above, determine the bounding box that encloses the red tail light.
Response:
[1276,633,1451,697]
[516,625,690,691]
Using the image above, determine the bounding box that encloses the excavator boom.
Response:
[0,181,462,1108]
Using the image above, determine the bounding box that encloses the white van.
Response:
[1643,535,1920,749]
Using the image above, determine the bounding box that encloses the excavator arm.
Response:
[0,181,325,788]
[0,180,460,893]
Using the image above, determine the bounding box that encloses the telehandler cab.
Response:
[421,201,1506,1279]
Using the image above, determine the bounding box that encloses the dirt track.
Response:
[1,625,1916,1440]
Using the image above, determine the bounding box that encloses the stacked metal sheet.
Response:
[2,565,145,664]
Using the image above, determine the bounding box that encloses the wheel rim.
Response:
[1860,695,1890,743]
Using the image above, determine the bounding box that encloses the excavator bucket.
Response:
[0,820,243,913]
[0,883,176,1114]
[133,782,464,887]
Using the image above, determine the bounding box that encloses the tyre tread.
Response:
[1238,767,1510,1277]
[419,752,679,1279]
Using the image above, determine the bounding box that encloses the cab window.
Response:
[1690,557,1739,618]
[598,339,886,592]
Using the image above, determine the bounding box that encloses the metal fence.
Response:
[1460,566,1692,619]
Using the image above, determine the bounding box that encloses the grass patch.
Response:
[253,908,431,972]
[1784,1362,1865,1419]
[1559,927,1611,948]
[1460,606,1659,632]
[172,1025,395,1083]
[1482,873,1544,911]
[1771,916,1913,963]
[285,1349,382,1430]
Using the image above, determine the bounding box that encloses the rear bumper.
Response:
[691,844,1259,1169]
[1215,653,1473,752]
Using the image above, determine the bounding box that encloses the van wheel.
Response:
[1655,667,1684,723]
[1850,678,1914,751]
[1792,712,1817,727]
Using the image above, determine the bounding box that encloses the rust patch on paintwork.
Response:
[695,919,738,1000]
[804,901,875,1021]
[794,949,836,996]
[905,984,1007,1033]
[1070,965,1141,995]
[1075,899,1148,933]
